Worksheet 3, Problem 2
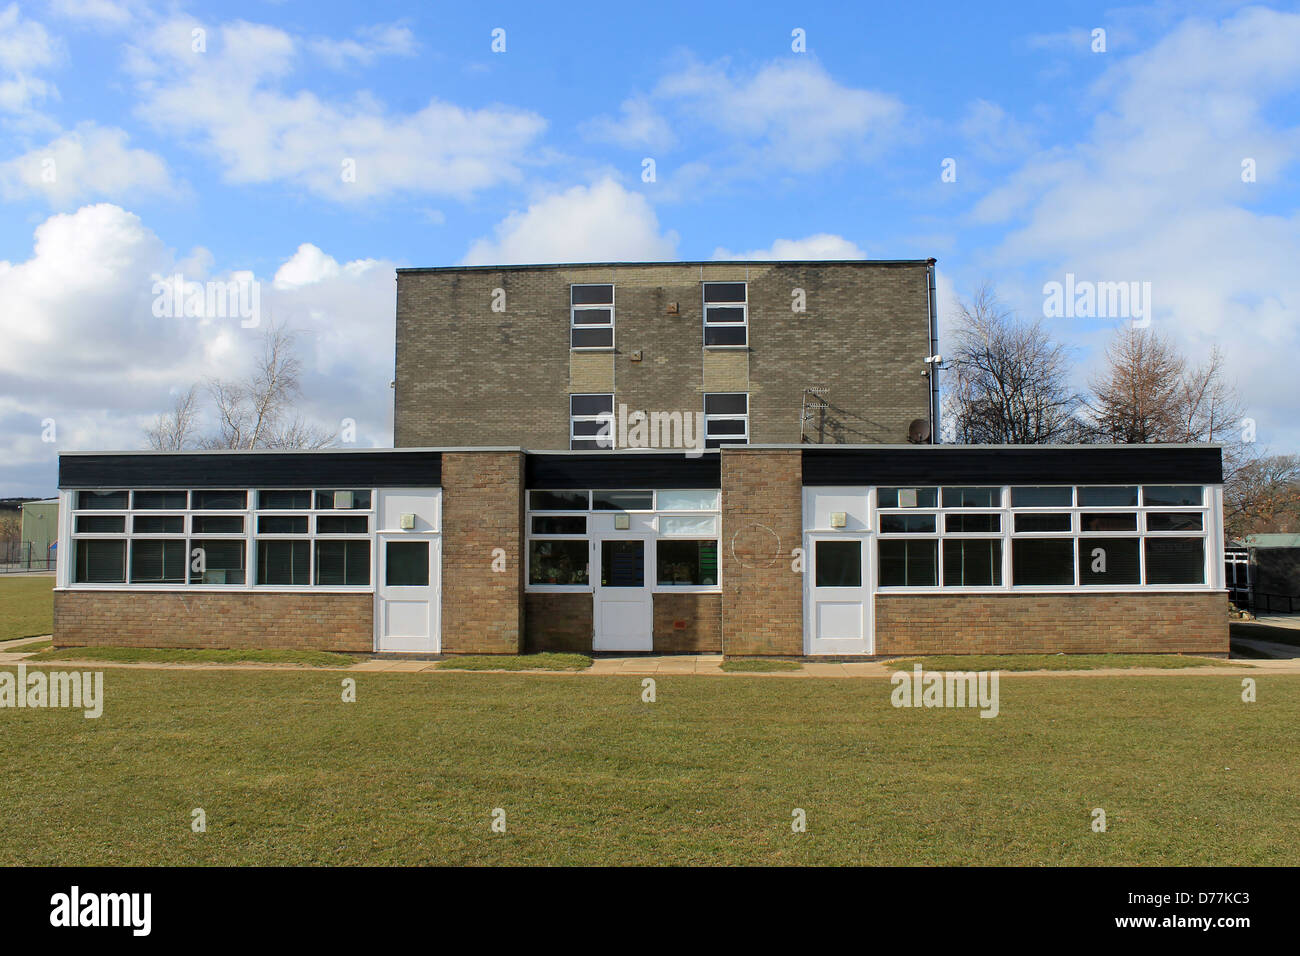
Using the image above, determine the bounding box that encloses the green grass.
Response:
[0,638,51,652]
[721,659,803,672]
[434,653,592,671]
[0,575,53,642]
[883,654,1228,672]
[0,667,1296,865]
[27,646,355,668]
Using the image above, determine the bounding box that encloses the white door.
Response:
[805,535,872,655]
[377,535,440,652]
[592,534,653,651]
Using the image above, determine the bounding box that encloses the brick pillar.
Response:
[440,450,526,653]
[721,448,803,656]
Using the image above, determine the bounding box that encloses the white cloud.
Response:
[712,234,865,260]
[463,178,677,265]
[0,2,60,115]
[309,22,418,69]
[959,99,1037,163]
[47,0,134,29]
[0,122,175,203]
[124,17,546,201]
[580,95,676,150]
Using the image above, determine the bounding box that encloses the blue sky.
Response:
[2,0,1298,495]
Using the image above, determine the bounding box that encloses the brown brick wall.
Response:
[721,448,804,655]
[524,592,592,652]
[440,451,526,653]
[875,592,1229,655]
[53,590,373,651]
[394,261,931,449]
[653,592,722,653]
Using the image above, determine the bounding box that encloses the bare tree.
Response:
[145,385,201,451]
[1224,453,1300,540]
[943,282,1087,444]
[1087,327,1185,443]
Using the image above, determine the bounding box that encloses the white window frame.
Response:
[703,392,749,448]
[702,281,748,348]
[570,393,614,450]
[570,283,615,351]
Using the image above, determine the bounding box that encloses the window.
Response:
[657,540,718,586]
[1011,486,1072,508]
[528,540,588,586]
[1078,537,1140,585]
[259,516,308,534]
[258,540,310,586]
[317,515,368,534]
[1081,513,1137,532]
[76,515,124,534]
[74,539,125,583]
[532,516,586,535]
[315,540,370,586]
[530,490,589,511]
[133,490,187,510]
[601,540,645,586]
[944,539,1002,587]
[880,514,936,534]
[1145,538,1205,584]
[78,490,129,510]
[130,539,186,584]
[1077,486,1138,507]
[571,284,614,349]
[946,514,999,533]
[1015,513,1071,533]
[192,515,243,534]
[703,282,747,346]
[385,541,429,587]
[660,515,718,536]
[878,540,938,587]
[878,487,938,508]
[191,540,245,585]
[570,394,614,450]
[1143,486,1202,507]
[656,489,720,511]
[942,487,1000,508]
[260,490,311,509]
[592,490,652,511]
[816,540,863,587]
[133,515,183,534]
[193,490,247,510]
[1147,512,1202,532]
[1012,538,1074,586]
[314,490,371,510]
[704,393,748,447]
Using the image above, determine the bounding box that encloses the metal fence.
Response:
[0,542,55,573]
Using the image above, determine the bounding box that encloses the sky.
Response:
[1,0,1298,495]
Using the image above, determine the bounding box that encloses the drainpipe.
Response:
[926,259,940,444]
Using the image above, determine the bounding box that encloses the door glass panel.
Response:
[601,540,644,587]
[386,541,429,587]
[815,540,862,587]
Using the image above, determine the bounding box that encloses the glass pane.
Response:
[570,439,609,451]
[132,515,184,534]
[316,540,371,586]
[532,515,586,535]
[1078,537,1140,585]
[657,539,718,586]
[703,282,746,303]
[74,539,125,583]
[942,487,1000,508]
[193,490,247,510]
[946,513,1000,533]
[815,540,862,587]
[704,325,747,346]
[314,490,372,510]
[570,395,613,417]
[130,539,186,584]
[656,489,720,511]
[530,490,588,511]
[572,307,612,325]
[1011,486,1072,507]
[601,540,644,587]
[133,490,187,510]
[259,490,311,509]
[705,419,747,436]
[78,490,128,510]
[943,539,1002,587]
[258,515,308,534]
[1143,485,1203,507]
[877,487,938,508]
[592,490,653,511]
[192,515,244,534]
[704,393,747,415]
[660,515,718,537]
[190,540,246,585]
[1145,538,1205,584]
[572,327,614,349]
[1147,512,1203,532]
[1014,513,1071,533]
[571,284,613,305]
[76,515,124,533]
[705,437,748,449]
[572,419,612,438]
[317,515,369,534]
[1081,513,1137,532]
[257,540,310,585]
[705,306,746,323]
[385,541,428,587]
[880,513,936,534]
[1012,539,1074,586]
[529,539,588,585]
[1077,486,1138,507]
[878,539,937,587]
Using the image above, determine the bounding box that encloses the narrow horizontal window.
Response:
[192,515,244,534]
[592,490,653,511]
[258,516,308,534]
[877,487,938,509]
[315,490,371,510]
[880,513,937,534]
[133,490,187,510]
[657,539,718,587]
[76,515,124,534]
[1146,512,1203,532]
[132,515,184,534]
[571,284,613,305]
[943,539,1002,587]
[655,489,720,511]
[74,539,125,583]
[529,490,589,511]
[660,515,718,537]
[1012,538,1074,586]
[190,540,246,585]
[1077,486,1138,507]
[1081,513,1137,532]
[257,540,310,586]
[531,515,586,535]
[945,513,1000,533]
[129,539,186,584]
[259,490,311,510]
[942,487,1000,508]
[316,515,368,534]
[571,327,614,349]
[315,540,370,586]
[703,282,746,303]
[1143,486,1203,507]
[1145,538,1205,584]
[1011,486,1072,508]
[78,490,128,510]
[1078,537,1140,586]
[1014,513,1072,533]
[529,539,589,585]
[193,490,247,510]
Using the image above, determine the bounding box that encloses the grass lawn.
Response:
[28,646,355,668]
[721,659,803,672]
[0,667,1295,865]
[883,654,1227,672]
[0,575,53,642]
[1,638,51,652]
[434,653,591,671]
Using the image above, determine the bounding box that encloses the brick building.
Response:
[51,259,1229,657]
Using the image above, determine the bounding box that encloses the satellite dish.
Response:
[907,418,931,444]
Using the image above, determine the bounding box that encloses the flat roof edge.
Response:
[397,258,936,274]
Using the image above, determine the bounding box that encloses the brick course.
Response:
[524,593,592,652]
[652,592,722,653]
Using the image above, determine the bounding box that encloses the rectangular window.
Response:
[943,539,1002,587]
[1081,513,1138,532]
[192,490,247,510]
[704,392,748,447]
[601,540,645,587]
[1077,486,1138,507]
[76,515,124,534]
[1146,512,1203,532]
[1145,538,1205,584]
[703,282,747,346]
[133,490,187,510]
[946,513,1000,533]
[258,515,308,534]
[259,490,311,509]
[1012,539,1075,586]
[314,490,371,510]
[257,540,310,586]
[880,513,937,534]
[78,490,129,510]
[74,539,125,583]
[878,487,938,508]
[1011,486,1072,508]
[129,539,186,584]
[1078,537,1140,585]
[192,515,244,534]
[660,515,718,537]
[1143,486,1203,507]
[592,489,653,511]
[529,490,589,511]
[878,539,938,587]
[657,539,719,586]
[942,487,1000,508]
[570,393,614,450]
[571,284,614,349]
[528,539,589,586]
[531,515,586,535]
[315,540,370,586]
[132,515,184,534]
[385,541,429,587]
[190,540,246,585]
[816,540,863,587]
[316,515,368,534]
[1015,513,1072,533]
[655,489,720,511]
